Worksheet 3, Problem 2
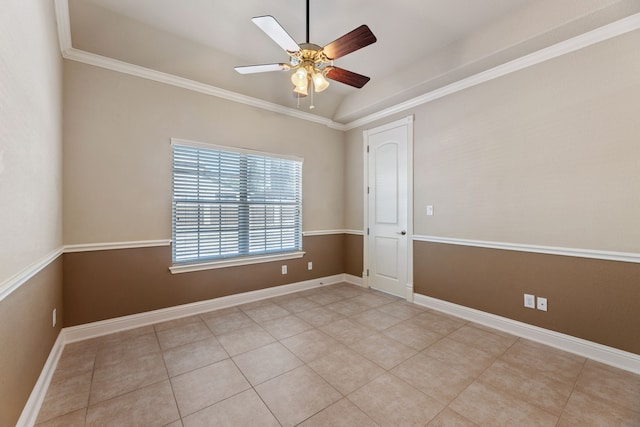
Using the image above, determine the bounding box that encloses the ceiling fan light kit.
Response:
[234,0,377,109]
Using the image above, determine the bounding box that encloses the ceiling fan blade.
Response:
[234,63,291,74]
[326,67,370,88]
[252,16,300,53]
[322,25,377,60]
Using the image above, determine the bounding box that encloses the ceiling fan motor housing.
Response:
[291,44,330,68]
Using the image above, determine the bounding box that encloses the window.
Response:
[171,140,303,267]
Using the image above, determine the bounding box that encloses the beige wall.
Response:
[336,0,640,122]
[347,29,640,253]
[0,0,63,282]
[343,29,640,355]
[4,2,638,423]
[63,61,345,245]
[67,0,341,120]
[343,129,365,232]
[0,1,63,425]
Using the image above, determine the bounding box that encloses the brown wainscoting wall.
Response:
[63,234,346,327]
[0,256,63,427]
[414,240,640,355]
[344,233,364,278]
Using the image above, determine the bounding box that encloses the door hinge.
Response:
[367,145,370,153]
[367,227,370,235]
[366,269,370,277]
[367,186,370,194]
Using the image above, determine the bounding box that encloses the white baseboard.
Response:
[18,274,348,426]
[413,293,640,375]
[405,282,414,302]
[344,273,365,287]
[63,274,345,343]
[23,280,638,426]
[16,333,65,427]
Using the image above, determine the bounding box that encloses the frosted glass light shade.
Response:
[293,80,308,96]
[313,71,329,92]
[291,68,308,87]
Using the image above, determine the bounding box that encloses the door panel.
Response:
[374,236,399,279]
[375,143,398,224]
[367,123,408,297]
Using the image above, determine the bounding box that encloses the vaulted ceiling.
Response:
[62,0,640,125]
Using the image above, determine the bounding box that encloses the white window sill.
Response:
[169,251,306,274]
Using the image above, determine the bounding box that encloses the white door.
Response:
[365,117,412,298]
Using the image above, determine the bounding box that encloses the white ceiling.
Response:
[65,0,639,124]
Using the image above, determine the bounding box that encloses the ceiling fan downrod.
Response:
[305,0,310,44]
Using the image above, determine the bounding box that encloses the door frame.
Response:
[363,115,414,301]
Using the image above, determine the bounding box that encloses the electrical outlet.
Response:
[537,297,548,312]
[281,265,287,275]
[53,308,57,327]
[524,293,535,309]
[307,262,313,270]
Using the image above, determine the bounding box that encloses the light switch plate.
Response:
[426,205,434,216]
[524,293,535,309]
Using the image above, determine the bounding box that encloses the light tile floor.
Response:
[35,283,640,426]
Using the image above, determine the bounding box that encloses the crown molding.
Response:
[414,235,640,264]
[343,12,640,130]
[53,1,640,131]
[53,0,72,52]
[61,48,348,130]
[53,0,346,130]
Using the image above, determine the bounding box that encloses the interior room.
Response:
[2,0,639,425]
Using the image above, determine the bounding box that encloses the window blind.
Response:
[172,143,302,264]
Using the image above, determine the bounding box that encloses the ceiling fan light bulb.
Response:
[313,71,330,92]
[291,68,308,86]
[293,81,308,96]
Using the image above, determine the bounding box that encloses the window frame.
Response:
[169,138,304,274]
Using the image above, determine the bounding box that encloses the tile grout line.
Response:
[554,357,588,426]
[36,287,460,425]
[398,316,513,426]
[244,287,389,425]
[82,343,99,426]
[38,283,638,425]
[155,325,183,425]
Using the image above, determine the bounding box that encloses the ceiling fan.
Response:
[234,0,377,108]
